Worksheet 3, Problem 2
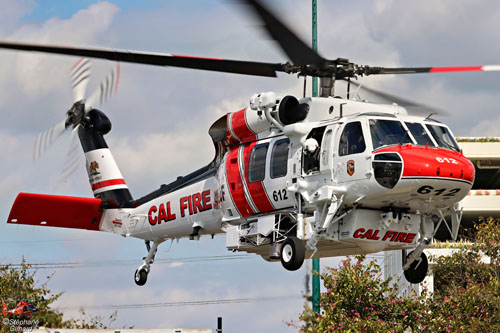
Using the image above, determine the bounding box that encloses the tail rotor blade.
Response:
[33,119,67,163]
[85,62,120,112]
[59,125,82,182]
[71,58,91,102]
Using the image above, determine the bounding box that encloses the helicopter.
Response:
[2,300,38,318]
[2,0,495,286]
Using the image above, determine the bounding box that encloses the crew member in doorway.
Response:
[303,138,320,173]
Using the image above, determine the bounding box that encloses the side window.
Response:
[248,143,269,182]
[270,138,290,178]
[339,122,366,156]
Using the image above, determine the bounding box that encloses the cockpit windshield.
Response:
[369,119,412,149]
[405,122,435,147]
[425,124,460,152]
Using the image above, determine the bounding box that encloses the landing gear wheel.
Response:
[404,251,428,284]
[134,269,148,286]
[280,236,305,271]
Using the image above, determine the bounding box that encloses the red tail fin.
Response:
[7,193,103,231]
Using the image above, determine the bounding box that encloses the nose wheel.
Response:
[280,236,305,271]
[134,240,162,286]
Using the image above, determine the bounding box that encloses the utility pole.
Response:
[311,0,321,315]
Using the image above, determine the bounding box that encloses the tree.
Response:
[292,255,430,332]
[427,217,500,331]
[0,260,116,332]
[293,217,500,332]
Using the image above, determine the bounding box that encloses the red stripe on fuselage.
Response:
[228,108,256,144]
[225,147,254,218]
[243,142,275,212]
[91,178,127,191]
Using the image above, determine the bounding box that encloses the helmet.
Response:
[304,138,319,154]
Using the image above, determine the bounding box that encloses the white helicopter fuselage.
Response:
[96,94,473,261]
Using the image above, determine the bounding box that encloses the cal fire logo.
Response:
[353,228,416,243]
[347,160,355,176]
[148,190,212,226]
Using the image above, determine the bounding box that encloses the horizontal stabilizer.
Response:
[7,193,103,231]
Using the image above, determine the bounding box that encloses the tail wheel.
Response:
[280,236,305,271]
[404,251,428,284]
[134,269,148,286]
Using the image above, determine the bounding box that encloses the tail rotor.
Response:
[32,58,120,181]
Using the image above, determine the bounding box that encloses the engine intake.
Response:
[278,96,309,125]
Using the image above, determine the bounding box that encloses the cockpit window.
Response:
[425,124,460,152]
[339,122,366,156]
[369,119,412,149]
[405,122,435,147]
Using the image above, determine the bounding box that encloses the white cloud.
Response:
[0,0,36,35]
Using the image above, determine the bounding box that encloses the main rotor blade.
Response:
[348,80,447,116]
[0,41,282,77]
[242,0,325,66]
[366,65,500,76]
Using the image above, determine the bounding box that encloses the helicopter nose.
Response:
[374,145,475,188]
[399,146,474,183]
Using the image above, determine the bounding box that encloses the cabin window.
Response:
[426,124,460,152]
[405,122,435,147]
[369,119,412,150]
[270,138,290,179]
[248,143,269,182]
[339,122,366,156]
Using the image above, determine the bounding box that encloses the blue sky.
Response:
[2,0,500,331]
